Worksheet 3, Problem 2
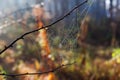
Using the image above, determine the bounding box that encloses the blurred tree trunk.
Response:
[61,0,69,14]
[78,16,90,66]
[35,0,41,4]
[78,17,90,49]
[33,5,54,65]
[109,0,113,18]
[91,0,107,24]
[32,6,51,57]
[58,0,69,18]
[54,0,64,16]
[116,0,119,9]
[109,0,118,47]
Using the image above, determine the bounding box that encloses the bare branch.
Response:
[0,62,75,77]
[0,0,88,54]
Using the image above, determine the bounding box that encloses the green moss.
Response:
[112,48,120,58]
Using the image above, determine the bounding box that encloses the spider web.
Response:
[0,0,96,78]
[46,0,96,65]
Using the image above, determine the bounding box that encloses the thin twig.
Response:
[0,62,75,77]
[0,0,88,54]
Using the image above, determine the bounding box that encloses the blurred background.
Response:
[0,0,120,80]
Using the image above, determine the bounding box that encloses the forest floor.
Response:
[0,44,120,80]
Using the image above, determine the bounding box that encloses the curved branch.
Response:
[0,0,88,54]
[0,62,75,77]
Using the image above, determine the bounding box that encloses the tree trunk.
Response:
[109,0,118,47]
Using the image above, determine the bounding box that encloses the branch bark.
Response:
[0,62,75,77]
[0,0,88,54]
